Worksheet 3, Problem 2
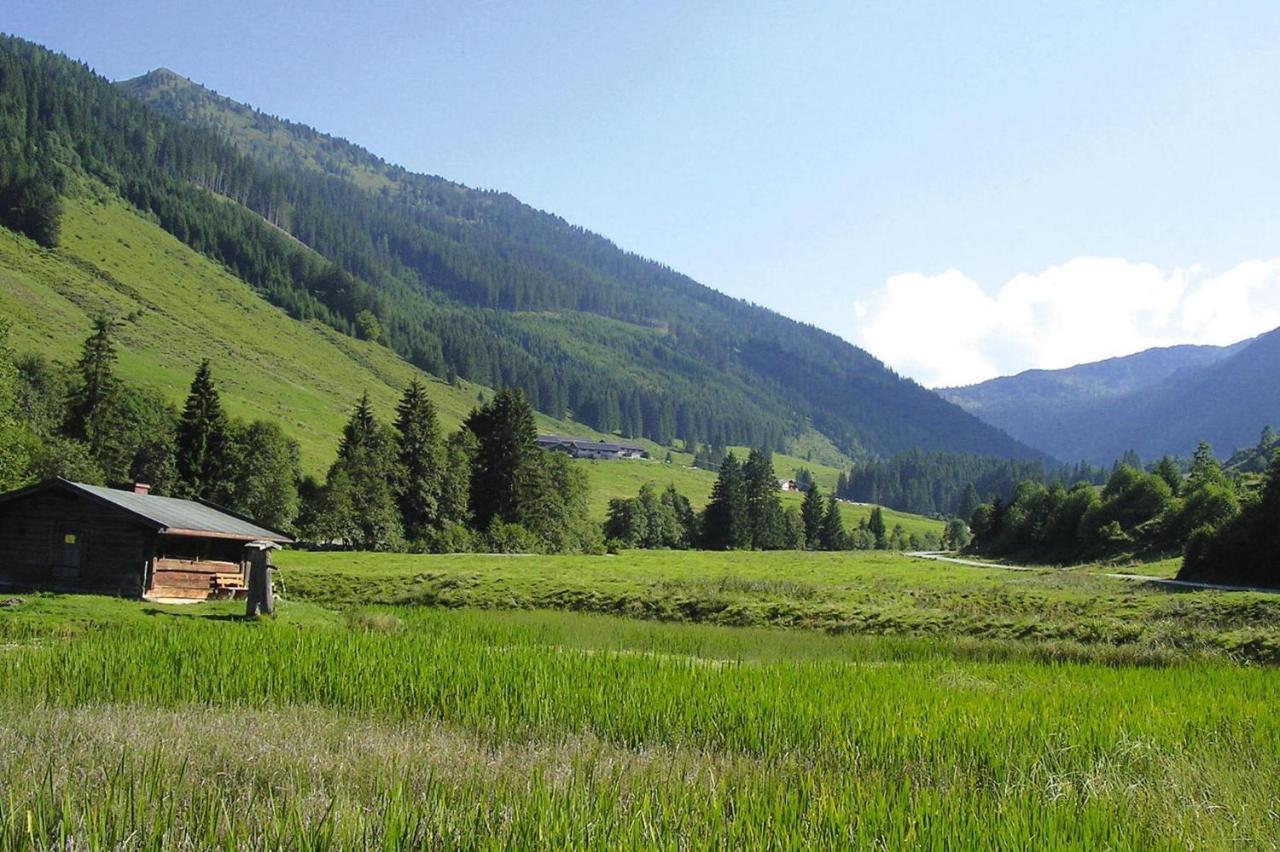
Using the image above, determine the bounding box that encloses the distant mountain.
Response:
[942,333,1277,463]
[0,39,1040,464]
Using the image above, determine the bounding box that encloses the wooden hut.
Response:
[0,478,292,601]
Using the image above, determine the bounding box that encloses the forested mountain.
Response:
[943,332,1279,464]
[0,42,1026,463]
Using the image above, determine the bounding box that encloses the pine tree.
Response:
[65,317,119,451]
[800,485,824,549]
[174,360,231,500]
[1153,456,1182,496]
[702,451,747,549]
[957,483,982,522]
[325,392,402,549]
[868,505,888,549]
[439,430,475,526]
[743,448,783,549]
[394,379,442,541]
[1186,442,1225,490]
[819,491,845,550]
[465,387,538,528]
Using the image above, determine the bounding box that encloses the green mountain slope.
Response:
[4,185,943,533]
[102,57,1036,462]
[0,188,621,474]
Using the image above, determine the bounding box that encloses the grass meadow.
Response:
[277,549,1280,663]
[2,587,1278,848]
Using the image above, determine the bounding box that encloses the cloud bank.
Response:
[851,257,1280,388]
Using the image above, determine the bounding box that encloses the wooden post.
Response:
[245,545,275,618]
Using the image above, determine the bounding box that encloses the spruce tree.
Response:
[868,505,888,549]
[1186,442,1225,490]
[957,483,982,523]
[819,491,845,550]
[325,392,402,549]
[743,448,783,549]
[702,451,747,549]
[465,387,538,529]
[65,317,119,451]
[1153,456,1182,496]
[394,379,442,542]
[175,360,231,500]
[439,429,476,526]
[800,485,825,549]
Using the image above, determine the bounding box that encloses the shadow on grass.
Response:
[141,607,247,623]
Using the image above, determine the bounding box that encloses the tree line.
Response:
[833,449,1107,519]
[965,435,1279,587]
[606,449,946,552]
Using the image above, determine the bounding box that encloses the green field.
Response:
[2,570,1278,847]
[276,549,1280,663]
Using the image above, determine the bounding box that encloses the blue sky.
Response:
[9,1,1280,385]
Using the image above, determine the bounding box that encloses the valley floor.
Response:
[3,550,1279,847]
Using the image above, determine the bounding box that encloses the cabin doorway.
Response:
[53,527,85,582]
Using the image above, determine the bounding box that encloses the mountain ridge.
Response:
[107,56,1039,462]
[0,36,1040,466]
[942,333,1278,463]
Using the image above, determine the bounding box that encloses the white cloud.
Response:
[851,257,1280,388]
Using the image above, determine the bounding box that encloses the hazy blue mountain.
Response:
[942,333,1276,464]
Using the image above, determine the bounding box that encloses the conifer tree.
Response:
[868,505,888,549]
[465,387,538,528]
[1186,442,1225,490]
[324,392,402,549]
[800,484,825,549]
[394,379,442,541]
[743,448,783,549]
[65,317,119,451]
[1153,456,1182,496]
[175,360,231,500]
[439,429,475,526]
[819,491,845,550]
[702,451,748,549]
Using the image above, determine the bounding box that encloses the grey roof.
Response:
[536,435,647,453]
[24,480,292,542]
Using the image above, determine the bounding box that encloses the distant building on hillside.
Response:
[778,479,806,492]
[535,435,648,460]
[0,479,291,601]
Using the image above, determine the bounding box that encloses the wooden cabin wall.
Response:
[0,490,151,595]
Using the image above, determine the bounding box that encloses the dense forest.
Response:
[835,450,1107,518]
[0,36,1038,461]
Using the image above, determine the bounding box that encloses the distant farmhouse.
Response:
[0,479,291,601]
[536,435,649,460]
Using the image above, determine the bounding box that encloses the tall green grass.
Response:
[1,601,1277,847]
[277,549,1280,662]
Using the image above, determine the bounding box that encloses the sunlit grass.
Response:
[1,597,1276,847]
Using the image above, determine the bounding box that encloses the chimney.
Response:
[133,483,152,496]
